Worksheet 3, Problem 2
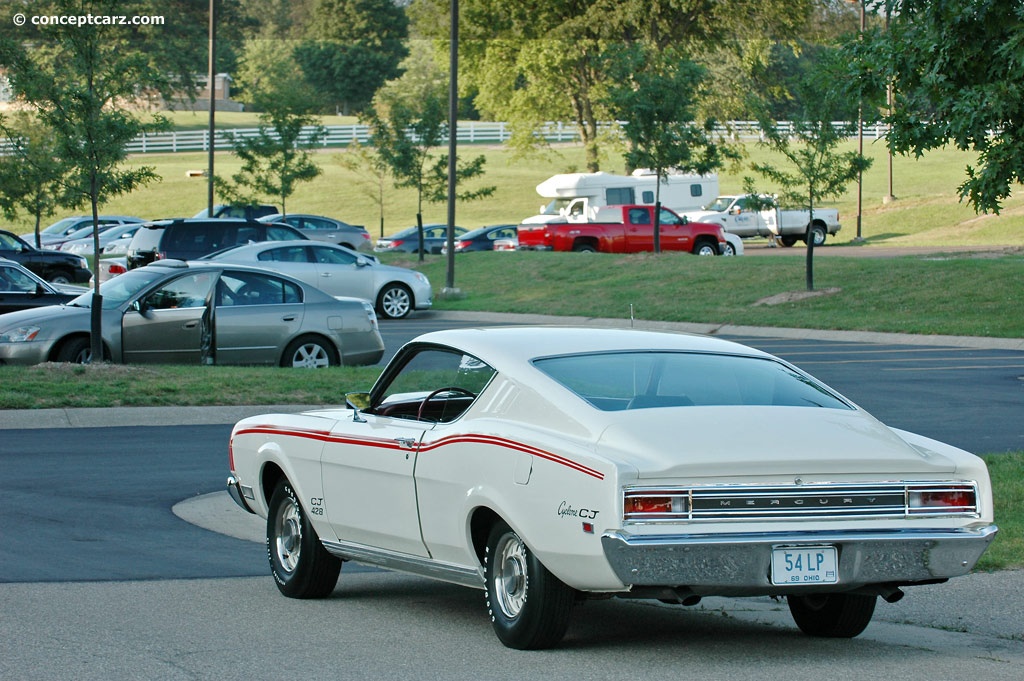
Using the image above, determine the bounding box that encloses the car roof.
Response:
[409,326,769,368]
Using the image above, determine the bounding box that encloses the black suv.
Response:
[0,229,92,284]
[125,219,306,269]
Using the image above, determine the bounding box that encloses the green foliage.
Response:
[847,0,1024,214]
[0,112,67,244]
[217,110,326,214]
[233,38,320,112]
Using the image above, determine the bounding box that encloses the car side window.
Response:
[216,271,302,306]
[258,246,309,263]
[312,246,356,265]
[266,225,302,241]
[373,348,496,422]
[0,266,38,292]
[144,272,217,310]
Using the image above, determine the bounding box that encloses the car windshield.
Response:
[705,197,736,212]
[67,268,169,309]
[533,351,853,412]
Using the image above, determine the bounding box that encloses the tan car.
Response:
[0,260,384,368]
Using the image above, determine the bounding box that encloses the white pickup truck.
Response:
[682,194,841,246]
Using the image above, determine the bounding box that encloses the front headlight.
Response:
[0,326,41,343]
[414,272,429,284]
[76,256,89,269]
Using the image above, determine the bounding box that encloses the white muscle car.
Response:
[227,327,997,649]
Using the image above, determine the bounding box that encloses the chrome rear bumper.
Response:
[601,525,997,595]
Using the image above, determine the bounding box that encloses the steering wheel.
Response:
[416,386,476,421]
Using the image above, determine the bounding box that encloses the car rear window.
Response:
[533,351,853,412]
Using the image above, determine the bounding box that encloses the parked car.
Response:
[226,326,996,649]
[24,215,143,249]
[492,236,518,251]
[258,214,372,252]
[0,260,384,367]
[125,219,307,270]
[440,224,519,254]
[374,224,467,254]
[60,222,146,256]
[193,204,279,220]
[0,258,84,313]
[204,241,432,320]
[0,229,92,284]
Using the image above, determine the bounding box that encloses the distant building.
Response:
[168,72,243,112]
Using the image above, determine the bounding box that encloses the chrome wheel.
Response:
[272,497,303,574]
[378,284,412,319]
[493,532,529,619]
[290,343,330,368]
[282,336,336,368]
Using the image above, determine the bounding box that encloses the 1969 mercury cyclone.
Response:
[227,327,997,649]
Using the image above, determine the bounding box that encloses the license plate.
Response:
[771,546,838,585]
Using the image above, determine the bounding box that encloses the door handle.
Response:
[183,321,198,329]
[395,437,417,449]
[281,315,297,322]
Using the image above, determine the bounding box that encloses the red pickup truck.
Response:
[517,204,727,255]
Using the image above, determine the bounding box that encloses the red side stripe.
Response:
[234,426,604,480]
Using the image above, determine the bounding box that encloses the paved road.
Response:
[2,311,1022,679]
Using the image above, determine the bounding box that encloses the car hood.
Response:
[596,406,962,481]
[0,303,89,328]
[680,210,722,222]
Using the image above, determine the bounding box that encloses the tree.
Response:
[748,55,872,290]
[367,45,494,260]
[295,0,409,115]
[845,0,1024,214]
[0,0,206,362]
[233,38,320,112]
[605,44,740,252]
[0,113,69,247]
[409,0,819,171]
[217,109,326,215]
[337,142,392,238]
[750,117,871,290]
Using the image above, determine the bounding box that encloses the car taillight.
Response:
[390,240,404,248]
[623,489,689,521]
[456,240,471,251]
[907,483,978,515]
[109,263,126,275]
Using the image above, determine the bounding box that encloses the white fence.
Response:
[124,120,891,154]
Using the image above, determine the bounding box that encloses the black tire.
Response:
[787,593,877,638]
[804,224,827,247]
[572,242,597,253]
[280,335,338,368]
[779,235,798,247]
[723,241,737,256]
[267,480,341,599]
[47,269,74,285]
[693,239,719,256]
[377,283,413,319]
[484,520,575,649]
[55,336,92,364]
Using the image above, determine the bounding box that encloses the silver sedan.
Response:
[0,261,384,367]
[203,241,433,320]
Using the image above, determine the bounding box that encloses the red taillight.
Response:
[623,490,689,520]
[625,496,674,515]
[908,484,978,515]
[390,239,404,248]
[109,263,126,275]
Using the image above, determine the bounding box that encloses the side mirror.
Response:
[729,206,742,215]
[346,391,371,422]
[355,257,371,268]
